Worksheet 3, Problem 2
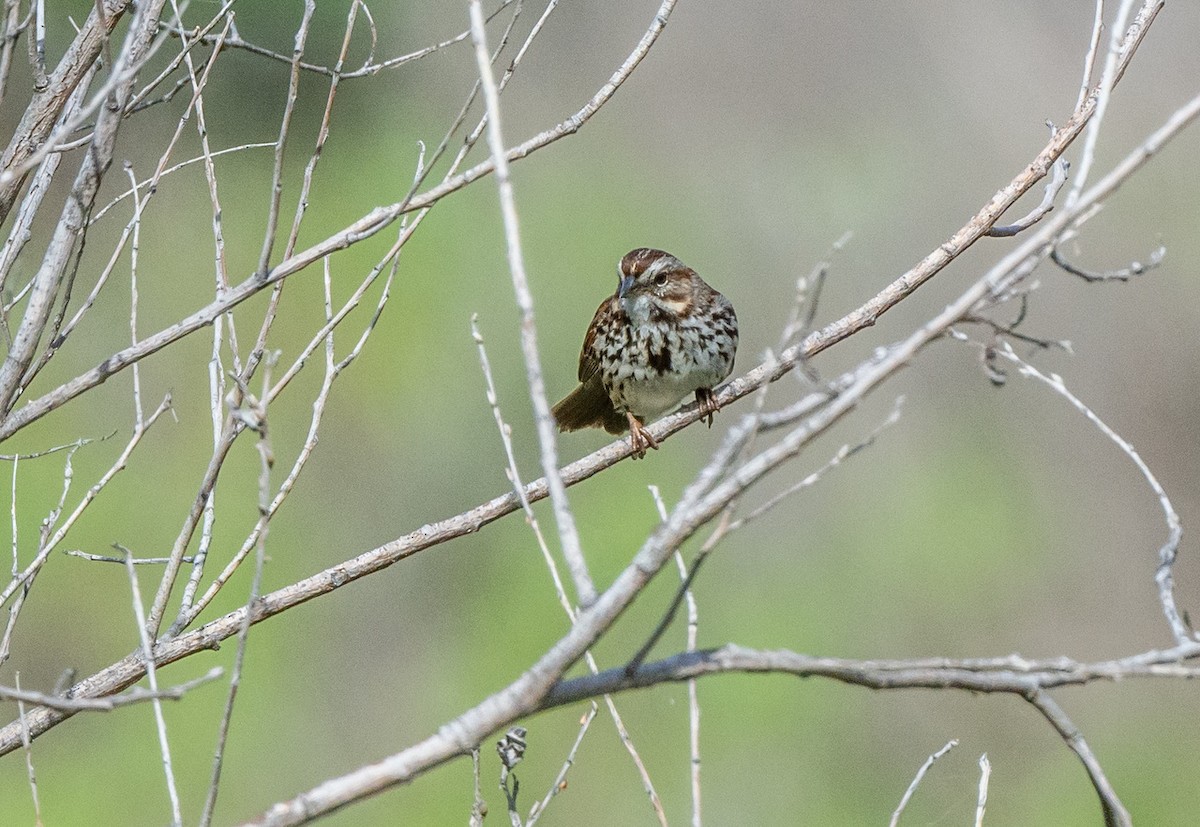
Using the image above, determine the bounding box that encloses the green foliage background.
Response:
[0,2,1198,824]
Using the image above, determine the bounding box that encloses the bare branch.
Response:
[1050,243,1165,282]
[66,550,193,564]
[162,1,519,80]
[473,318,665,825]
[14,674,41,826]
[0,0,683,442]
[992,343,1190,644]
[0,0,131,222]
[541,644,1200,708]
[889,739,957,827]
[0,667,222,711]
[4,65,1196,766]
[199,354,277,827]
[1025,690,1129,827]
[1076,1,1107,110]
[974,753,991,827]
[0,0,168,416]
[986,155,1069,237]
[1066,0,1144,209]
[122,545,183,827]
[468,0,590,608]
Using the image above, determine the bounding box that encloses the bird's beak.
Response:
[617,273,636,299]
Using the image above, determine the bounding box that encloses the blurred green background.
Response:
[1,1,1198,824]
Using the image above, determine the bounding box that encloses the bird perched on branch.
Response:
[552,248,738,458]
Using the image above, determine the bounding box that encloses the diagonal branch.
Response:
[0,0,1160,443]
[0,0,169,416]
[0,0,132,223]
[1,68,1195,764]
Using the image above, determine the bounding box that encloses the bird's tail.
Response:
[552,381,627,434]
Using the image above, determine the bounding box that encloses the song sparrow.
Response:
[552,248,738,458]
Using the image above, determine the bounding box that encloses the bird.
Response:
[552,248,738,458]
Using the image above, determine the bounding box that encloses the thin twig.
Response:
[0,0,26,109]
[122,545,183,827]
[124,1,236,114]
[142,10,260,638]
[992,343,1189,644]
[473,318,666,826]
[0,667,223,710]
[974,753,991,827]
[630,397,902,675]
[0,395,173,609]
[526,704,597,825]
[13,8,233,393]
[199,355,277,827]
[986,155,1069,237]
[180,237,402,630]
[66,550,194,564]
[650,485,703,827]
[470,747,487,827]
[1066,0,1141,209]
[467,0,592,608]
[0,436,101,462]
[256,0,316,274]
[90,142,276,223]
[14,673,41,826]
[1049,243,1164,282]
[162,1,519,79]
[544,643,1200,707]
[0,64,89,307]
[1077,1,1107,110]
[889,739,957,827]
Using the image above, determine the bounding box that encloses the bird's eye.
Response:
[653,273,668,287]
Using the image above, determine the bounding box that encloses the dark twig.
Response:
[543,643,1200,708]
[1050,243,1165,282]
[624,540,712,677]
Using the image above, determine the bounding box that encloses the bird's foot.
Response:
[695,387,720,428]
[626,413,659,459]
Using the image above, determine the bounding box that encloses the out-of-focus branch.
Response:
[235,78,1200,825]
[0,0,131,223]
[0,0,168,417]
[0,0,681,441]
[992,343,1189,644]
[0,0,1161,443]
[162,0,518,80]
[468,0,591,608]
[2,69,1195,765]
[538,643,1200,709]
[0,667,221,711]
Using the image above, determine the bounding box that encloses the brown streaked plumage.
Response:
[552,248,738,458]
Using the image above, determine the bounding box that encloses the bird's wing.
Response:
[577,297,616,383]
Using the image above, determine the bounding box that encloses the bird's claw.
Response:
[627,413,659,459]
